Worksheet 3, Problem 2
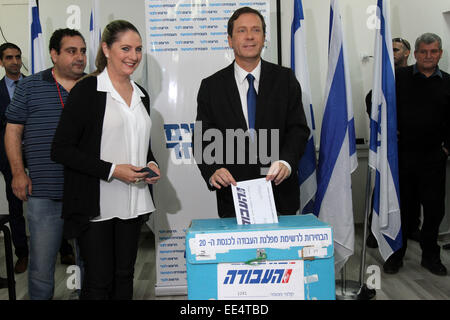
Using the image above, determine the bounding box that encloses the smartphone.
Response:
[136,167,159,178]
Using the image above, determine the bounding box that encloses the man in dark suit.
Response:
[195,7,310,218]
[0,43,28,277]
[386,33,449,276]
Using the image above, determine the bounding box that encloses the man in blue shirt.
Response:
[5,29,86,299]
[0,43,28,281]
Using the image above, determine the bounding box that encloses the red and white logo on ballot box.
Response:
[217,260,304,300]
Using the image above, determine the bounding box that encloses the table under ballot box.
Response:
[186,214,335,300]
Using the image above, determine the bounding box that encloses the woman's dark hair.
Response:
[93,20,141,75]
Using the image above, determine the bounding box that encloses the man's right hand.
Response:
[12,172,32,201]
[210,168,237,190]
[5,123,30,200]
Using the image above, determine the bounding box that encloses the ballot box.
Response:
[186,214,335,300]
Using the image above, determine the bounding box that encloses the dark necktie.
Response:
[246,74,257,136]
[10,80,19,99]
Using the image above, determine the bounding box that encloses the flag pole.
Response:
[276,0,281,66]
[356,164,377,299]
[335,264,360,300]
[359,166,372,284]
[335,163,376,300]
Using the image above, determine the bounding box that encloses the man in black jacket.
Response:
[194,7,309,218]
[0,43,27,285]
[383,33,449,275]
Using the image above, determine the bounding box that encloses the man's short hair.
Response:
[0,42,21,60]
[49,28,85,54]
[227,7,266,37]
[415,33,442,51]
[393,37,411,51]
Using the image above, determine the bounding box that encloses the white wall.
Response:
[280,0,450,146]
[0,0,449,226]
[1,0,449,143]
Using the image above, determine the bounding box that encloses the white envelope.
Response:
[231,178,278,225]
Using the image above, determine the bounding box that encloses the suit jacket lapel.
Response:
[0,77,11,122]
[0,73,26,103]
[255,60,273,129]
[0,78,10,106]
[223,63,248,130]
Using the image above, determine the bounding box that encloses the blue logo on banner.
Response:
[164,123,194,160]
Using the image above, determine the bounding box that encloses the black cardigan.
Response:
[396,65,450,153]
[51,75,156,239]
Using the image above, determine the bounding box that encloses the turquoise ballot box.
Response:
[186,214,335,300]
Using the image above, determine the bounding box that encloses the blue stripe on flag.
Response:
[328,7,333,52]
[291,0,317,215]
[292,0,304,31]
[376,0,401,211]
[314,47,348,215]
[374,168,402,255]
[31,7,42,39]
[369,104,382,153]
[298,138,316,184]
[381,28,400,201]
[384,228,403,252]
[369,0,402,261]
[30,5,42,74]
[374,168,402,252]
[373,170,380,215]
[348,118,356,156]
[290,0,304,72]
[309,104,316,131]
[302,200,315,215]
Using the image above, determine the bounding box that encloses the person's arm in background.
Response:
[365,90,372,116]
[5,123,31,200]
[4,79,31,201]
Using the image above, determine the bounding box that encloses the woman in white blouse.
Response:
[52,20,160,300]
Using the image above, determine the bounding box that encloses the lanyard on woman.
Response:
[51,68,65,109]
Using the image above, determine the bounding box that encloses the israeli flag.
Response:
[89,0,101,73]
[314,0,357,272]
[291,0,317,215]
[29,0,45,74]
[369,0,402,261]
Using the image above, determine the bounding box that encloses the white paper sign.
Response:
[231,178,278,225]
[189,228,333,259]
[217,260,304,300]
